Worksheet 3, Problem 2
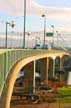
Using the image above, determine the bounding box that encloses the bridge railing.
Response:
[0,49,50,97]
[0,49,68,97]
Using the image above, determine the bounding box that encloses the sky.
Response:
[35,0,71,7]
[0,0,71,47]
[26,0,71,32]
[0,13,24,32]
[0,0,71,32]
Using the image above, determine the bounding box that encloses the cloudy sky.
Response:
[25,0,71,32]
[0,0,71,32]
[0,0,71,47]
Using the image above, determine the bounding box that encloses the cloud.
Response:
[0,0,71,19]
[26,0,71,21]
[27,1,71,31]
[0,0,71,32]
[26,0,71,32]
[0,0,24,16]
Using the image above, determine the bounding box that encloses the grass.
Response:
[55,97,71,103]
[54,86,71,103]
[57,86,71,96]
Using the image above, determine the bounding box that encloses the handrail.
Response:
[0,49,69,97]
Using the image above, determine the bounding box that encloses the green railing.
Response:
[0,49,68,97]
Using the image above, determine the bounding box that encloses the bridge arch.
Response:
[0,50,69,108]
[5,54,50,108]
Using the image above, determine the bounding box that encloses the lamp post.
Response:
[20,33,22,48]
[35,37,40,48]
[23,0,26,48]
[6,21,16,48]
[11,31,14,48]
[35,37,38,48]
[56,31,59,45]
[56,31,61,45]
[42,14,46,48]
[27,32,31,48]
[51,25,54,47]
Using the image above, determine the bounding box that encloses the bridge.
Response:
[0,49,70,108]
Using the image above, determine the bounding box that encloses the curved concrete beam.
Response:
[1,52,69,108]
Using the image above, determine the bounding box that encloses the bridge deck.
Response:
[0,49,69,97]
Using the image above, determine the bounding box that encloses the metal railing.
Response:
[0,49,68,97]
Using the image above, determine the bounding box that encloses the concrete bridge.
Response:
[0,49,69,108]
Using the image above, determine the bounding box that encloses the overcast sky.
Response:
[25,0,71,32]
[0,0,71,43]
[0,0,71,47]
[0,0,71,32]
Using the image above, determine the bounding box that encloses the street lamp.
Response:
[20,33,22,48]
[27,32,31,48]
[42,14,46,48]
[51,25,54,47]
[35,37,40,48]
[6,21,16,48]
[11,31,14,48]
[56,31,59,45]
[56,31,61,45]
[27,32,31,37]
[23,0,26,48]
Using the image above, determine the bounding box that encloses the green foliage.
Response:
[56,98,71,103]
[54,86,71,103]
[58,86,71,96]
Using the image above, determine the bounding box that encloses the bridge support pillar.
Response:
[49,58,55,78]
[40,58,49,82]
[60,57,65,81]
[53,59,55,77]
[24,61,35,93]
[60,57,64,70]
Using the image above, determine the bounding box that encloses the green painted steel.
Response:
[0,49,68,97]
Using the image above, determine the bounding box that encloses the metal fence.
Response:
[0,49,68,97]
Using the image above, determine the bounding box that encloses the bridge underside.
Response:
[0,49,69,108]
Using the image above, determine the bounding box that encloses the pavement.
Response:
[10,103,71,108]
